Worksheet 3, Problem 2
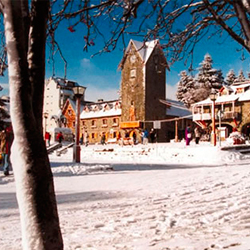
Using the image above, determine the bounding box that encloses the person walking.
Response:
[149,128,156,143]
[194,126,201,144]
[56,131,64,143]
[101,133,106,145]
[132,131,137,145]
[143,129,149,145]
[185,125,192,146]
[84,131,89,147]
[45,131,51,147]
[0,128,12,176]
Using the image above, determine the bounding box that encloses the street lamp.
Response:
[209,88,217,146]
[73,86,86,163]
[43,111,48,135]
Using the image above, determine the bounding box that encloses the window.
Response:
[112,118,119,126]
[73,122,75,128]
[102,119,108,127]
[68,110,72,115]
[91,120,97,127]
[91,133,95,139]
[82,121,85,126]
[130,69,136,78]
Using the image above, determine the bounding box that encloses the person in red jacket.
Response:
[56,131,64,143]
[45,131,51,147]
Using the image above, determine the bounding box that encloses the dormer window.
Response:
[104,104,110,111]
[94,105,99,112]
[236,88,244,94]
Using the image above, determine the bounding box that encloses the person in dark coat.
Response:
[150,128,156,143]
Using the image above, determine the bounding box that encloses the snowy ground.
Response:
[1,141,250,250]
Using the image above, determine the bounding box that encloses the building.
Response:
[80,100,121,144]
[119,39,168,141]
[192,81,250,139]
[45,39,192,144]
[43,77,86,139]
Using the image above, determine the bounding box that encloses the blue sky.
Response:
[0,5,249,102]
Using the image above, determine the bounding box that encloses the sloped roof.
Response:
[80,100,121,119]
[118,39,168,69]
[62,98,84,114]
[194,95,239,106]
[164,99,192,117]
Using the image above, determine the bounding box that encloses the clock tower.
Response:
[119,39,168,141]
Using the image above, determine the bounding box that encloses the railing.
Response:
[193,113,211,121]
[221,111,240,119]
[193,111,240,121]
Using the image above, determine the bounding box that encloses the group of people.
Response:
[140,128,157,145]
[185,125,202,146]
[0,125,14,176]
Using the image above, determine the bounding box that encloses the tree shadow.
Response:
[0,190,123,211]
[50,161,222,178]
[56,191,122,205]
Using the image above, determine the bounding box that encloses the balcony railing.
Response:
[220,111,240,119]
[193,111,240,121]
[193,113,211,121]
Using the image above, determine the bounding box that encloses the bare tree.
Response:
[0,0,63,249]
[1,1,250,249]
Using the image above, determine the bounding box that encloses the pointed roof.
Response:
[118,39,168,69]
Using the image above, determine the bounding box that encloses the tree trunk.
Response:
[2,0,63,249]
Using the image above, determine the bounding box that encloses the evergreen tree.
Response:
[196,53,224,89]
[234,69,246,84]
[176,54,225,107]
[176,71,195,107]
[225,69,236,85]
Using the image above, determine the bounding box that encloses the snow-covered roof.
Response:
[165,99,192,117]
[80,100,121,119]
[194,95,239,106]
[131,39,158,63]
[61,89,73,96]
[193,82,250,106]
[119,39,161,69]
[230,82,250,90]
[53,77,79,88]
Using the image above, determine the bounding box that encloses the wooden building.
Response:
[192,81,250,138]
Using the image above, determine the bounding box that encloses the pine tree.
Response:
[176,71,195,107]
[196,53,224,89]
[225,69,236,85]
[234,69,246,84]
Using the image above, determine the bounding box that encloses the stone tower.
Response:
[119,39,168,141]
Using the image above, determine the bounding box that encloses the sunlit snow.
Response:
[1,141,250,250]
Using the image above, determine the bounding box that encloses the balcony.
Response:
[221,111,240,119]
[193,111,240,121]
[193,113,211,121]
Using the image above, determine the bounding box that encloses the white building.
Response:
[43,77,86,136]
